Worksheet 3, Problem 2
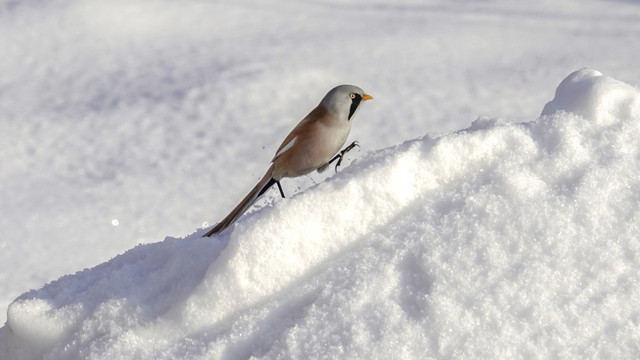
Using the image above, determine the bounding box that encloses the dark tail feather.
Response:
[203,166,277,237]
[258,178,278,197]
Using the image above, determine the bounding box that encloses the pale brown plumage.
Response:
[203,85,372,236]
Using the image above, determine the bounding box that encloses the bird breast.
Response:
[272,117,351,179]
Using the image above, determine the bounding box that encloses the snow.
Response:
[2,67,640,359]
[2,0,640,358]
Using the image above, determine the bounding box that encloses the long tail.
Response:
[203,165,277,237]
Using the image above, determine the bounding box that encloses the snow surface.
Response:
[2,0,640,358]
[2,68,640,359]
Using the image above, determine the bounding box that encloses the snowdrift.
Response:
[2,69,640,359]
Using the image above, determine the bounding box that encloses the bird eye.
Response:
[350,93,356,99]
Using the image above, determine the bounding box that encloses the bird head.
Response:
[320,84,373,121]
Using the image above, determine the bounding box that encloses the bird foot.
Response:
[330,141,359,172]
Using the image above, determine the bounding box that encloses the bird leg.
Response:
[328,141,359,172]
[258,178,286,198]
[276,180,286,198]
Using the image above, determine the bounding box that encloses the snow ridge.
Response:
[2,69,640,359]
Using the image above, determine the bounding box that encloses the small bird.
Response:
[203,85,373,236]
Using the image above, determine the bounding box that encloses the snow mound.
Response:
[2,69,640,359]
[542,68,640,122]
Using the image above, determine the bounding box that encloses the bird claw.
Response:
[333,141,359,172]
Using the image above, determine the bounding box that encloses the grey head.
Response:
[320,84,373,121]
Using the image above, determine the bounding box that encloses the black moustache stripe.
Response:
[348,94,362,120]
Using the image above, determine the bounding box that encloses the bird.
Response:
[203,84,373,236]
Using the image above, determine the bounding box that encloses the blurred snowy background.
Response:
[1,0,640,357]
